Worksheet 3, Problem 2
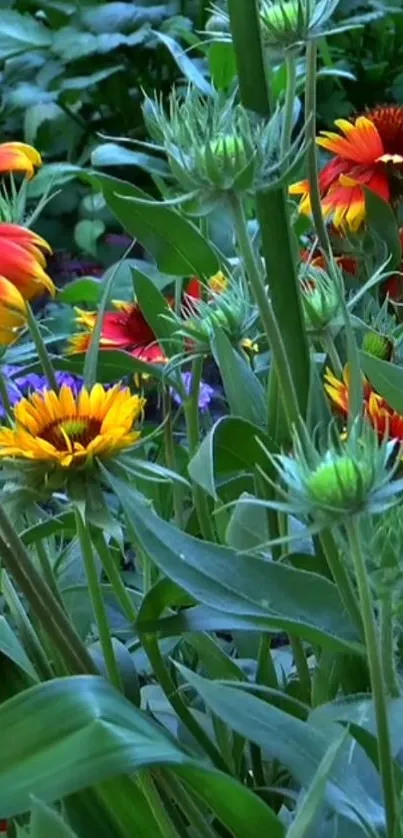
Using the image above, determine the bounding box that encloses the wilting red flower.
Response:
[325,366,403,443]
[68,301,166,364]
[0,141,41,179]
[290,106,403,231]
[0,224,54,299]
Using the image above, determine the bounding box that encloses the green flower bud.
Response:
[362,330,393,362]
[299,266,341,333]
[306,454,373,512]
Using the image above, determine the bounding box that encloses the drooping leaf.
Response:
[154,32,213,95]
[91,143,170,177]
[211,329,267,427]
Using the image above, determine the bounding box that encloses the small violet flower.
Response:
[171,372,214,412]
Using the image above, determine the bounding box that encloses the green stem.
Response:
[136,772,182,838]
[280,53,297,157]
[289,636,311,704]
[346,518,397,838]
[0,371,13,422]
[140,632,229,773]
[0,507,96,675]
[156,771,217,838]
[229,193,301,428]
[319,528,363,637]
[322,332,343,377]
[75,508,122,691]
[26,303,59,391]
[35,538,64,609]
[92,529,138,624]
[380,595,400,698]
[183,357,216,542]
[163,387,184,529]
[305,41,332,258]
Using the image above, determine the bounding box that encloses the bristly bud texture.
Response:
[299,264,341,334]
[142,87,306,208]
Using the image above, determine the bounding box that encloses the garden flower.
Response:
[325,366,403,444]
[290,106,403,230]
[0,141,41,179]
[0,224,54,299]
[299,264,342,333]
[68,302,166,364]
[0,277,27,345]
[0,383,145,469]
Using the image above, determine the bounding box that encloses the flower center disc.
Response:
[40,416,102,450]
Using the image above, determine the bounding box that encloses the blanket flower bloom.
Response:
[0,142,41,179]
[0,276,27,345]
[0,224,54,299]
[0,384,145,469]
[68,302,166,364]
[290,106,403,230]
[325,367,403,443]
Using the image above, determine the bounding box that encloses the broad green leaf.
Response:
[52,28,148,63]
[211,329,266,427]
[91,143,170,177]
[74,219,105,257]
[225,494,269,550]
[0,11,51,58]
[0,675,284,837]
[60,66,124,92]
[178,667,384,832]
[108,475,363,654]
[364,188,401,269]
[132,269,178,357]
[360,351,403,414]
[30,798,78,838]
[93,173,220,276]
[58,278,100,305]
[154,32,213,95]
[0,617,38,682]
[188,416,273,499]
[208,42,236,89]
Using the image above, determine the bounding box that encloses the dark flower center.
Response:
[369,106,403,156]
[39,416,102,450]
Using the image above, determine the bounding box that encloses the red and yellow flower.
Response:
[0,142,41,179]
[291,106,403,230]
[325,366,403,443]
[0,224,54,299]
[0,276,27,345]
[68,301,166,363]
[0,383,145,468]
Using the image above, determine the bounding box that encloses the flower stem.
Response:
[92,528,138,624]
[346,518,397,838]
[380,595,400,698]
[229,193,301,428]
[183,356,216,542]
[322,333,343,377]
[75,508,122,691]
[0,506,96,675]
[163,386,184,529]
[25,303,59,391]
[320,528,363,637]
[305,41,332,259]
[281,53,297,158]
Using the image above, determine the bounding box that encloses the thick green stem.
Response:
[281,53,297,157]
[26,303,59,391]
[183,357,216,542]
[140,632,229,773]
[305,41,332,258]
[163,387,184,529]
[346,519,397,838]
[229,193,301,428]
[0,507,96,675]
[319,528,363,637]
[75,509,122,691]
[380,595,400,698]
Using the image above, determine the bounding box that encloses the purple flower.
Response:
[171,372,214,412]
[0,366,84,417]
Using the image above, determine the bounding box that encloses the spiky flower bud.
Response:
[299,265,341,333]
[143,88,305,208]
[362,330,394,362]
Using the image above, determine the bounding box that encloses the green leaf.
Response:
[108,475,363,654]
[74,219,105,257]
[30,798,79,838]
[91,143,170,177]
[58,278,100,305]
[225,494,269,550]
[154,32,213,95]
[208,42,236,89]
[211,329,266,427]
[360,351,403,414]
[132,269,178,357]
[177,667,384,832]
[54,350,169,385]
[188,416,273,499]
[364,187,402,269]
[94,173,220,276]
[0,617,38,682]
[0,11,51,58]
[60,66,124,92]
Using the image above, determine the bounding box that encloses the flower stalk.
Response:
[25,302,59,392]
[183,356,216,541]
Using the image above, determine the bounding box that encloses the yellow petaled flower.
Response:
[208,270,228,294]
[0,142,41,179]
[0,384,145,469]
[0,275,27,345]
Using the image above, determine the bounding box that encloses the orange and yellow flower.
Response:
[0,383,145,468]
[68,301,166,364]
[0,142,41,179]
[0,224,54,299]
[290,106,403,231]
[325,366,403,443]
[0,276,27,345]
